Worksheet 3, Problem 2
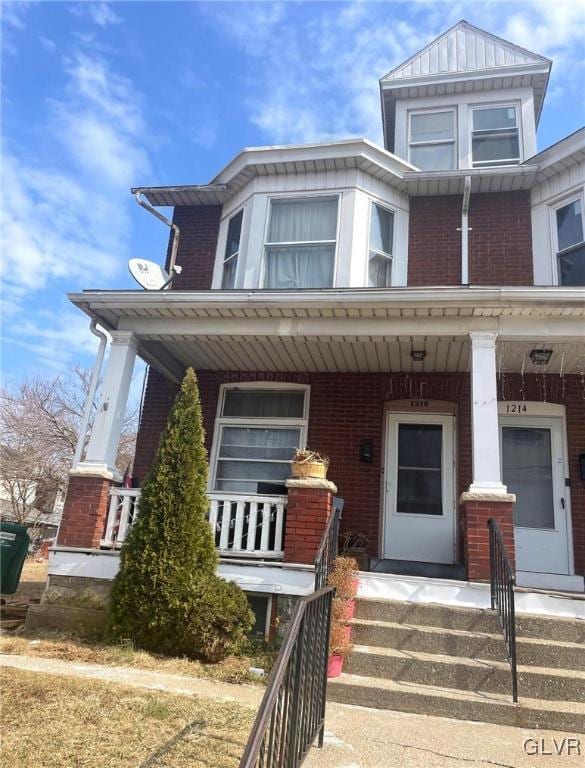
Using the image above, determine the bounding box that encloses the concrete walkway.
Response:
[0,653,263,708]
[3,654,582,767]
[307,701,583,768]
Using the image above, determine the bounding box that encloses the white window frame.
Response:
[470,102,522,168]
[549,189,585,286]
[407,107,457,170]
[260,193,341,289]
[366,200,395,288]
[210,382,310,495]
[221,208,244,289]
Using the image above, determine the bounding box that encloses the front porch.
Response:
[59,287,585,596]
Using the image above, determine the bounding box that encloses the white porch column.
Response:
[72,331,138,481]
[468,331,507,495]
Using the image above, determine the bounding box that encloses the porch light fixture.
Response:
[411,350,426,362]
[529,348,553,366]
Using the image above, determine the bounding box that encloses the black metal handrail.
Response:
[488,517,518,702]
[239,585,334,768]
[314,497,343,590]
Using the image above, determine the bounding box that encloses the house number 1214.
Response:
[505,403,527,414]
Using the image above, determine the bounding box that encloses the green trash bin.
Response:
[0,521,31,595]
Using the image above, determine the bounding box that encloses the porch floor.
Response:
[370,559,466,581]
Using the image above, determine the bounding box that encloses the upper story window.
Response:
[263,197,338,289]
[471,105,520,167]
[408,110,456,171]
[212,386,308,495]
[368,203,394,287]
[555,197,585,286]
[221,210,243,289]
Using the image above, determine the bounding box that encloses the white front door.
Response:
[499,410,571,575]
[383,412,456,564]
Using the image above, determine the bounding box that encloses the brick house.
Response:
[46,21,585,638]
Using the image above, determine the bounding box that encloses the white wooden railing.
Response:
[102,488,141,548]
[102,488,287,559]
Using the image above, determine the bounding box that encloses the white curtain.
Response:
[268,198,337,242]
[265,198,337,289]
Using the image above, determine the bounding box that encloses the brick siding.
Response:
[462,500,515,581]
[133,369,584,576]
[165,205,222,291]
[408,192,533,286]
[57,475,112,549]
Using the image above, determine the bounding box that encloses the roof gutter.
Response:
[458,176,472,285]
[133,191,181,280]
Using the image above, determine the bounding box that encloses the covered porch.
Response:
[64,287,585,590]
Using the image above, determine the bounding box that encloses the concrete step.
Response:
[355,598,585,643]
[350,618,585,670]
[345,644,585,701]
[327,673,585,733]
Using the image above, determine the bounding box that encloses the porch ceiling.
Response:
[139,336,585,378]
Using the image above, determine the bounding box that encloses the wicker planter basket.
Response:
[291,460,328,480]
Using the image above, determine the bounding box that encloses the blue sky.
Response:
[2,0,584,385]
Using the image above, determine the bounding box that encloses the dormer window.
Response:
[471,105,520,167]
[408,110,455,171]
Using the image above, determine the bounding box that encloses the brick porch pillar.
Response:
[284,478,337,565]
[57,475,113,548]
[460,492,516,581]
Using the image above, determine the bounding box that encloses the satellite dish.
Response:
[128,258,171,290]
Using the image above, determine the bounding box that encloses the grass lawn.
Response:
[1,667,255,768]
[0,632,274,685]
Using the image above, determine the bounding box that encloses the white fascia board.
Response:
[403,165,539,193]
[526,128,585,174]
[381,62,551,91]
[69,286,585,313]
[210,138,416,185]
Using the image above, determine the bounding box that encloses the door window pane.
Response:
[396,424,443,516]
[502,427,554,529]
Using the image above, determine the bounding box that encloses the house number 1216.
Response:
[505,403,527,414]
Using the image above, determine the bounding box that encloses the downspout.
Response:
[133,191,181,282]
[459,175,472,285]
[72,320,107,468]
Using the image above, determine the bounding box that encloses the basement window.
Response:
[555,197,585,286]
[221,210,243,289]
[212,386,309,495]
[263,197,338,289]
[408,110,456,171]
[471,105,520,167]
[368,203,394,287]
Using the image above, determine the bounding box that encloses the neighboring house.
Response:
[48,21,585,639]
[0,480,63,542]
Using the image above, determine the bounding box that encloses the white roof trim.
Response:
[380,20,550,84]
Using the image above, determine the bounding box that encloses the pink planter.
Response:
[341,625,352,645]
[340,599,355,621]
[351,577,360,597]
[327,655,344,678]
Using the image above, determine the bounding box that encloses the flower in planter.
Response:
[327,556,359,678]
[291,448,330,480]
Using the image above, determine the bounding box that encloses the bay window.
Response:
[368,203,394,287]
[213,386,308,495]
[408,110,456,170]
[263,197,338,289]
[471,105,520,167]
[221,210,243,289]
[555,197,585,286]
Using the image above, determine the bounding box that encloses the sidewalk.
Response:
[306,701,583,768]
[0,653,263,708]
[4,653,581,767]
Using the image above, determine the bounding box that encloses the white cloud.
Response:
[204,1,584,146]
[71,2,122,28]
[1,50,151,372]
